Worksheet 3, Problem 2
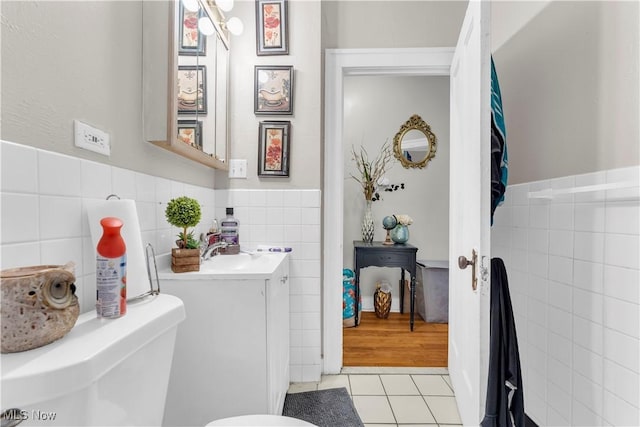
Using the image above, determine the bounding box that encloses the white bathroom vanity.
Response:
[159,252,290,427]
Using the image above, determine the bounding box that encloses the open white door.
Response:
[448,1,491,425]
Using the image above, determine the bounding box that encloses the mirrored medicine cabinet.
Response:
[143,0,229,170]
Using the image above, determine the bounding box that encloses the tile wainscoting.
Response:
[491,166,639,426]
[216,188,322,382]
[0,140,321,382]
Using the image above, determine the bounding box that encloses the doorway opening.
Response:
[323,48,454,374]
[341,73,451,368]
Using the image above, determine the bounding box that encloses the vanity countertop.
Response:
[157,252,288,281]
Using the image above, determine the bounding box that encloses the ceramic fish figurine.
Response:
[1,263,79,353]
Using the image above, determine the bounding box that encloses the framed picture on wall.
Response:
[178,65,207,114]
[258,121,290,177]
[177,120,203,150]
[255,0,288,56]
[254,65,293,115]
[179,3,206,56]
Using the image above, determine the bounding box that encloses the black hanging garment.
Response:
[481,258,524,427]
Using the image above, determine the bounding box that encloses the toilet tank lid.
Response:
[1,294,185,408]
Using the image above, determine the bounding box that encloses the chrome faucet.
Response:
[201,241,228,260]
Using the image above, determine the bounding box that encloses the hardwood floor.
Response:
[343,311,448,367]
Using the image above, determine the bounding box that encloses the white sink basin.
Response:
[201,253,271,272]
[158,252,288,280]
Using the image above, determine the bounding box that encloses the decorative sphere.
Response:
[391,224,410,244]
[382,215,397,230]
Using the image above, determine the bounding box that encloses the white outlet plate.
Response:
[229,159,247,178]
[74,120,110,156]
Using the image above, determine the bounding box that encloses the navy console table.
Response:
[353,241,418,331]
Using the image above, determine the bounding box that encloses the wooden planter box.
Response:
[171,248,200,273]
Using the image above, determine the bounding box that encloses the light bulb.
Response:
[182,0,200,12]
[217,0,234,12]
[198,16,215,36]
[226,17,244,36]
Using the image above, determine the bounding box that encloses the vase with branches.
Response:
[350,141,394,202]
[350,141,394,243]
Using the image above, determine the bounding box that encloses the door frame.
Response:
[323,48,455,374]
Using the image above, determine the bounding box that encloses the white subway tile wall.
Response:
[491,165,640,426]
[216,189,322,382]
[0,141,322,383]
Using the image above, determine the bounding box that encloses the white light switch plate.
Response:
[229,159,247,178]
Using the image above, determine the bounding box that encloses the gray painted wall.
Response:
[321,1,468,49]
[218,0,322,190]
[4,1,635,190]
[1,1,217,187]
[492,1,639,185]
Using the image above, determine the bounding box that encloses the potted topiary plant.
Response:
[165,196,202,273]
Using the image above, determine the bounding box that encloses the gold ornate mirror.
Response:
[392,114,437,169]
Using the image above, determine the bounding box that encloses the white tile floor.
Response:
[287,368,462,427]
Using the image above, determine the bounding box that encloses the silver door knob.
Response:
[457,249,478,291]
[458,255,474,269]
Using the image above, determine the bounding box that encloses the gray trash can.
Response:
[415,260,449,323]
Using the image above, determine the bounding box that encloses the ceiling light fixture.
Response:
[198,16,215,36]
[182,0,200,12]
[216,0,234,13]
[226,17,244,36]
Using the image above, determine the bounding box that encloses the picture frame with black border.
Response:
[177,120,203,150]
[254,65,293,115]
[179,3,206,56]
[255,0,289,56]
[258,120,290,177]
[178,65,207,115]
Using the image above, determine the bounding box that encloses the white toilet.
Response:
[1,293,315,427]
[1,294,185,426]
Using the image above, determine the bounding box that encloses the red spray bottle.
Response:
[96,217,127,318]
